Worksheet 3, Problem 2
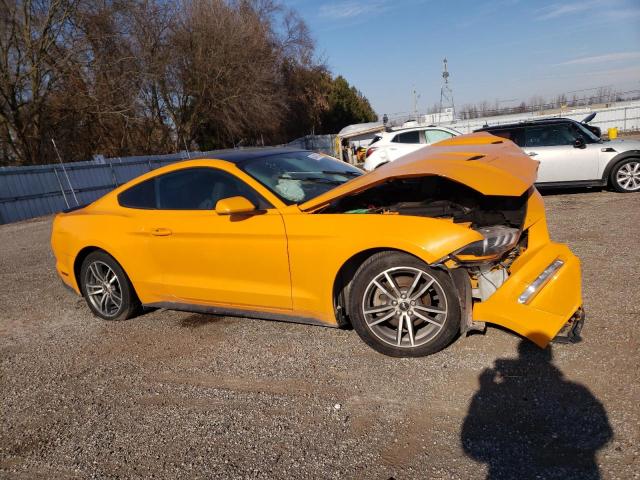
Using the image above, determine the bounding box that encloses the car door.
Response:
[523,124,599,182]
[386,130,423,160]
[147,167,292,310]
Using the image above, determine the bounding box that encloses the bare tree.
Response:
[0,0,79,165]
[0,0,374,165]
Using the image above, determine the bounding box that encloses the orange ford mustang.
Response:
[51,133,584,357]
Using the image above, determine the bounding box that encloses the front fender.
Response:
[283,213,483,324]
[601,150,640,181]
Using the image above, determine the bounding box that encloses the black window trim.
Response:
[391,130,422,144]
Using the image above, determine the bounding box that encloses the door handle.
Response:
[151,227,172,236]
[527,152,538,157]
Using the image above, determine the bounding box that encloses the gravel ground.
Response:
[1,189,638,479]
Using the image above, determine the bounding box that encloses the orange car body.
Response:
[51,133,583,347]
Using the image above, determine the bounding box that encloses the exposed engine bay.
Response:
[323,176,532,316]
[321,176,529,229]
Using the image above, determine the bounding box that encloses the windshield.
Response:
[239,151,363,205]
[574,122,600,143]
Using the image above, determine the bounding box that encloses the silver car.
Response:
[476,118,640,193]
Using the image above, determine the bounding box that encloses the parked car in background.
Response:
[363,126,461,171]
[475,118,640,192]
[51,136,584,358]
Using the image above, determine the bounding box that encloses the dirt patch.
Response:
[1,190,639,479]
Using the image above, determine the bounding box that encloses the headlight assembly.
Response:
[456,225,521,258]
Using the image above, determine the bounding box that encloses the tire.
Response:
[348,251,460,357]
[80,251,140,321]
[610,158,640,193]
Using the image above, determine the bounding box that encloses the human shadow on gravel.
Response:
[461,339,612,480]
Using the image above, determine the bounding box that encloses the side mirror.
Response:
[215,196,256,215]
[574,137,586,149]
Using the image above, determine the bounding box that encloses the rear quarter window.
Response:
[392,131,421,144]
[118,179,156,209]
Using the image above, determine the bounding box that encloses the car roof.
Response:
[382,125,458,136]
[196,147,309,163]
[475,117,580,131]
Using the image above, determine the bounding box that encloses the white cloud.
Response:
[558,51,640,66]
[535,0,605,20]
[318,0,388,19]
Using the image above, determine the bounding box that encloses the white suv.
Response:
[363,126,461,171]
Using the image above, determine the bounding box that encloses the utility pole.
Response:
[412,88,421,122]
[439,58,455,124]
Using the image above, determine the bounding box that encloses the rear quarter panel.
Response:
[51,206,163,303]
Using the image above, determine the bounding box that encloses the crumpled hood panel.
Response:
[300,132,539,211]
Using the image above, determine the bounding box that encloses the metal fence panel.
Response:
[446,104,640,134]
[0,152,195,225]
[286,134,339,157]
[0,149,307,224]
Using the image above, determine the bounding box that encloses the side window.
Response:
[489,129,525,147]
[156,168,270,210]
[118,178,156,209]
[118,168,271,210]
[424,129,454,144]
[525,124,575,147]
[391,131,421,144]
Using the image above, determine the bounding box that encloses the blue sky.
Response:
[285,0,640,117]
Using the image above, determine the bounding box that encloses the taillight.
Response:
[366,147,377,158]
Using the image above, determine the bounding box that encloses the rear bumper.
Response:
[55,256,81,295]
[472,241,582,347]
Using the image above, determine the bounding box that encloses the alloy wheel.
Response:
[616,161,640,191]
[361,266,448,348]
[84,260,123,317]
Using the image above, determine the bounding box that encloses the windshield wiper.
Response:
[278,175,343,185]
[320,170,361,177]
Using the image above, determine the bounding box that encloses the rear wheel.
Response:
[610,159,640,192]
[349,251,460,357]
[80,251,140,321]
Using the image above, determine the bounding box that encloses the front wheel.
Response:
[349,251,460,357]
[610,158,640,192]
[80,251,140,321]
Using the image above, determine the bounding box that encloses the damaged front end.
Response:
[320,176,531,337]
[319,174,583,348]
[299,135,583,347]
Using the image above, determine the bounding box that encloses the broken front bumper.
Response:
[472,241,583,347]
[552,307,585,344]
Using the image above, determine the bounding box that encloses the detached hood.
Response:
[300,132,539,211]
